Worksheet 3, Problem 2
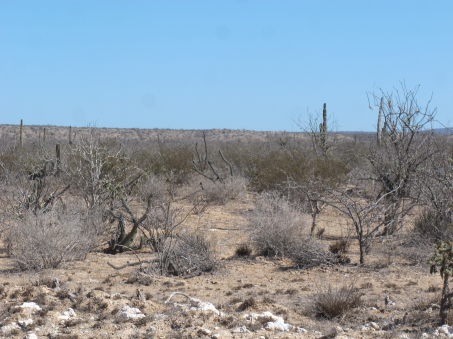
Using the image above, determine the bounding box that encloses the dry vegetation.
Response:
[1,87,453,338]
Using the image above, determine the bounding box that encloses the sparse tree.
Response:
[366,83,439,235]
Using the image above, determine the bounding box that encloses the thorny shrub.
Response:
[197,176,248,205]
[248,193,305,257]
[247,192,334,268]
[6,205,104,270]
[313,284,363,319]
[288,237,337,269]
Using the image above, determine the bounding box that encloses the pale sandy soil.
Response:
[0,193,446,339]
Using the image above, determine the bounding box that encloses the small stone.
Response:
[231,326,250,333]
[117,305,145,320]
[370,322,380,330]
[153,314,168,320]
[18,318,34,327]
[296,327,308,333]
[265,322,275,331]
[199,328,211,335]
[24,334,38,339]
[20,302,42,312]
[1,322,20,335]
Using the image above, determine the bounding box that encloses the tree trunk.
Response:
[310,211,318,237]
[358,230,365,265]
[440,274,450,325]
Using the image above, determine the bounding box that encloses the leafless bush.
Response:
[413,208,453,242]
[136,174,168,204]
[312,284,363,319]
[288,237,337,269]
[395,233,434,265]
[199,176,248,205]
[248,193,305,257]
[169,230,219,275]
[329,239,350,254]
[143,202,219,276]
[6,205,101,270]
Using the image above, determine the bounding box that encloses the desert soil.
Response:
[0,193,446,339]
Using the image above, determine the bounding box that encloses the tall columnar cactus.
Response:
[69,126,73,145]
[377,97,383,146]
[43,128,47,143]
[429,241,453,324]
[55,144,61,177]
[319,103,327,154]
[19,119,23,146]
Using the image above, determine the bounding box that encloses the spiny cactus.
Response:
[55,144,61,177]
[19,119,23,146]
[429,241,453,324]
[377,97,383,146]
[319,103,328,154]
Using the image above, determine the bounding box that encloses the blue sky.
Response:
[0,1,452,131]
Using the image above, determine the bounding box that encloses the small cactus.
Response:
[429,241,453,324]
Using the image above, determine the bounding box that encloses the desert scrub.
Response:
[248,193,305,257]
[6,205,99,270]
[313,284,363,319]
[198,176,248,205]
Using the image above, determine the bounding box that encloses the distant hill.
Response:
[0,124,312,144]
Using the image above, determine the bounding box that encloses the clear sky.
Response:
[0,1,452,132]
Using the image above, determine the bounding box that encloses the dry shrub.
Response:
[248,193,333,268]
[396,233,434,265]
[198,176,248,205]
[136,174,169,204]
[237,297,257,311]
[313,284,363,319]
[329,239,350,254]
[413,208,453,242]
[149,229,219,276]
[288,237,337,269]
[235,244,252,257]
[6,206,101,270]
[248,193,305,257]
[170,231,219,275]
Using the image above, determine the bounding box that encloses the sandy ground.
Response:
[0,193,447,339]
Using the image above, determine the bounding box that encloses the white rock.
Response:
[118,306,145,320]
[199,327,211,335]
[273,319,292,331]
[18,318,34,327]
[296,327,308,333]
[58,308,77,321]
[190,301,221,316]
[231,326,250,333]
[265,322,275,331]
[118,305,145,320]
[1,322,20,334]
[247,311,282,323]
[153,314,168,320]
[20,302,42,312]
[439,325,453,335]
[24,334,38,339]
[370,322,380,330]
